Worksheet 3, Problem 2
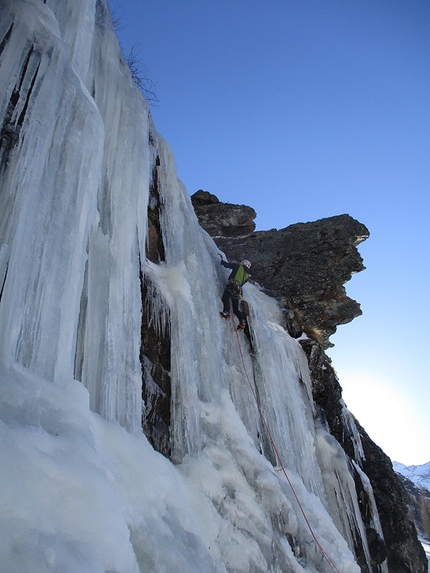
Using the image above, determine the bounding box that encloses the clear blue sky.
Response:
[110,0,430,465]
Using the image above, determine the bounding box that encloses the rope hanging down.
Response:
[229,302,342,573]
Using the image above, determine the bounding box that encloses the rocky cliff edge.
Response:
[191,189,369,348]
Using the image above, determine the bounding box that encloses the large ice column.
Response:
[0,0,154,432]
[66,0,152,432]
[0,0,103,381]
[244,291,325,497]
[47,0,153,431]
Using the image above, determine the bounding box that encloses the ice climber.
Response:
[219,257,251,330]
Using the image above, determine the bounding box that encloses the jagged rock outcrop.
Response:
[191,190,428,573]
[191,189,257,237]
[191,190,369,348]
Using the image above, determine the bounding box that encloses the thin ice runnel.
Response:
[352,461,389,573]
[341,401,365,463]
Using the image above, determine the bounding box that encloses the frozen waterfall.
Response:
[0,1,385,572]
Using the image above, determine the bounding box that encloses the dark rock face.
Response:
[147,157,166,264]
[191,191,369,348]
[397,474,430,545]
[140,272,171,458]
[140,159,172,457]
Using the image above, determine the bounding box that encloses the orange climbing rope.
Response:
[229,303,342,573]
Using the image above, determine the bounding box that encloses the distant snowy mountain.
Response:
[394,462,430,492]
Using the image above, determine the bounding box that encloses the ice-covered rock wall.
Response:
[0,1,418,572]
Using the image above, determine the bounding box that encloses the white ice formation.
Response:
[0,1,387,572]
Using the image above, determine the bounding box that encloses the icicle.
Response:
[341,401,366,463]
[352,461,389,573]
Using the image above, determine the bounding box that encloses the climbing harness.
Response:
[229,301,342,573]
